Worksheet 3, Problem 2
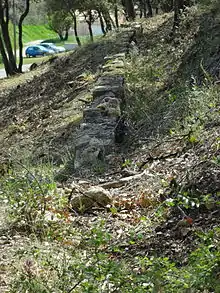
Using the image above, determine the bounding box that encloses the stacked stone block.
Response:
[74,24,142,173]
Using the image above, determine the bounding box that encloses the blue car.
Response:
[25,45,54,57]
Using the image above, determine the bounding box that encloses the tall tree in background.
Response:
[122,0,136,20]
[48,10,72,41]
[83,10,95,42]
[45,0,82,46]
[139,0,147,18]
[18,0,30,72]
[0,0,35,76]
[0,0,19,76]
[146,0,153,17]
[69,9,81,46]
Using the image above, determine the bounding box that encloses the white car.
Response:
[39,42,66,53]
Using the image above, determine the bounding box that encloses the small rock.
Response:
[0,240,11,245]
[64,188,72,194]
[78,180,90,187]
[70,186,111,212]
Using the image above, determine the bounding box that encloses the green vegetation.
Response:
[0,56,50,69]
[20,24,57,44]
[15,24,96,45]
[1,166,220,292]
[7,23,101,49]
[0,2,220,292]
[41,34,101,48]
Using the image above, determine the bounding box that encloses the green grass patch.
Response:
[9,23,101,46]
[43,34,101,46]
[8,23,57,45]
[0,56,50,69]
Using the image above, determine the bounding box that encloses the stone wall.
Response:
[73,24,142,174]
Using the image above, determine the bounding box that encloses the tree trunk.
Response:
[70,10,81,46]
[98,10,106,35]
[146,0,153,17]
[0,1,18,75]
[124,0,136,20]
[110,15,116,29]
[143,0,147,18]
[139,0,146,18]
[103,13,112,32]
[103,11,112,32]
[0,34,12,76]
[140,8,143,18]
[114,5,119,28]
[161,0,173,12]
[139,0,143,18]
[58,32,64,41]
[87,11,93,42]
[173,0,185,31]
[64,29,69,41]
[18,0,30,73]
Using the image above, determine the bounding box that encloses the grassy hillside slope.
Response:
[21,24,57,43]
[0,3,219,292]
[8,24,57,44]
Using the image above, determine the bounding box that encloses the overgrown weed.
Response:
[9,221,220,292]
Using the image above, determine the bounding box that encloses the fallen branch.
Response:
[138,148,186,171]
[100,170,147,189]
[78,98,91,104]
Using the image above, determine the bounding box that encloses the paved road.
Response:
[0,64,32,79]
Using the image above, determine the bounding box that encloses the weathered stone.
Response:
[83,108,105,123]
[30,63,38,71]
[97,75,124,87]
[120,23,131,28]
[74,137,105,169]
[120,47,129,53]
[93,85,123,98]
[97,97,121,117]
[104,53,126,61]
[102,63,124,73]
[106,59,124,66]
[70,186,111,212]
[129,41,139,55]
[76,128,108,143]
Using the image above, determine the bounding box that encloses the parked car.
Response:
[40,42,66,53]
[25,45,54,57]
